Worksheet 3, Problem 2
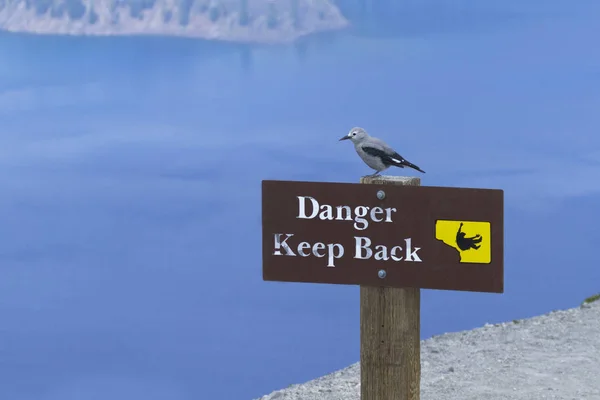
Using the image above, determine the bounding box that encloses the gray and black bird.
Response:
[339,127,425,177]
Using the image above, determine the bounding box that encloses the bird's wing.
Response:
[361,138,407,165]
[361,145,407,167]
[362,137,426,173]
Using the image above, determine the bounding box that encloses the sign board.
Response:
[262,180,504,293]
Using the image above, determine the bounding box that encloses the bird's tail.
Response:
[399,159,426,173]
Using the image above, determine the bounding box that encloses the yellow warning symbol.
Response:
[435,220,491,264]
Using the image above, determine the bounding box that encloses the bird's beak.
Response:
[339,135,350,141]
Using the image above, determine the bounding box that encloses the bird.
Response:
[339,127,425,177]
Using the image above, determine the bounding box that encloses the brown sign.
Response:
[262,180,504,293]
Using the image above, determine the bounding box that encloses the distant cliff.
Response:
[0,0,349,43]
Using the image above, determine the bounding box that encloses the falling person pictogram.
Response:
[435,220,491,264]
[455,222,482,251]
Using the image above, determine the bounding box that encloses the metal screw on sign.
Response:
[378,269,387,279]
[376,190,386,200]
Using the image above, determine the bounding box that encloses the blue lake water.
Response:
[1,1,600,398]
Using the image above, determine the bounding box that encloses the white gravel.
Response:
[256,298,600,400]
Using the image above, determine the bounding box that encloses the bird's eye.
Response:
[352,133,356,136]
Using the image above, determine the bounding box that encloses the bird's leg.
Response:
[362,171,381,179]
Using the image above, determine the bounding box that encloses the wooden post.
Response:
[360,175,421,400]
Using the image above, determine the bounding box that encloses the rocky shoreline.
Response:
[256,297,600,400]
[0,0,349,44]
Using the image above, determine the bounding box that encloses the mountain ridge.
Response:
[0,0,349,43]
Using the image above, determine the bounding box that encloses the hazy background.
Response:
[1,0,600,399]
